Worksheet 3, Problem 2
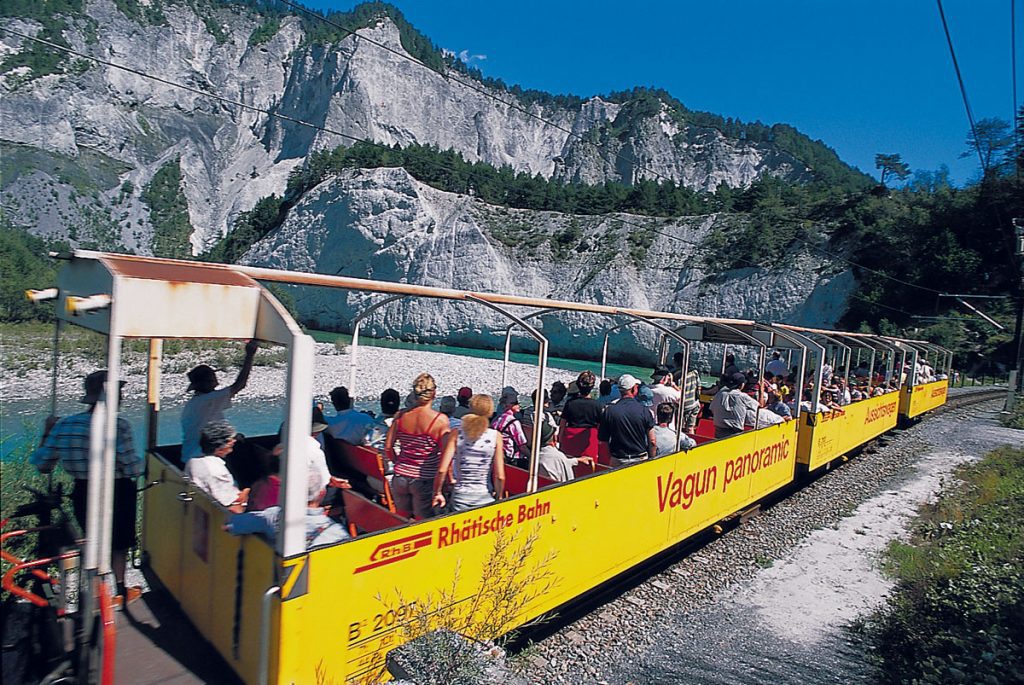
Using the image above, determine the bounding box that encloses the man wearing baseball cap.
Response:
[598,374,656,467]
[181,339,258,462]
[32,370,143,607]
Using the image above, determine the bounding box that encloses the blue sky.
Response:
[302,1,1019,185]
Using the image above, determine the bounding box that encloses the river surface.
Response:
[2,333,648,460]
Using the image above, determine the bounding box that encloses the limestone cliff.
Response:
[2,0,848,254]
[242,167,855,360]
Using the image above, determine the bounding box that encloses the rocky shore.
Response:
[1,340,582,407]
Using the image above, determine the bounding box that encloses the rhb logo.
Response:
[353,531,432,574]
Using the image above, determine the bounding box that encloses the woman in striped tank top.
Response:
[432,394,505,513]
[385,373,450,519]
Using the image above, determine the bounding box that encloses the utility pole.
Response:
[1012,219,1024,403]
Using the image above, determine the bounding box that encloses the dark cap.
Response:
[651,364,672,380]
[80,370,126,404]
[457,386,473,400]
[727,372,747,389]
[186,364,217,391]
[380,388,401,415]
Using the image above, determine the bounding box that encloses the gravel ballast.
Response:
[515,393,1020,685]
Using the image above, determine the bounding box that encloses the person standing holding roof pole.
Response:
[32,370,143,607]
[181,339,258,463]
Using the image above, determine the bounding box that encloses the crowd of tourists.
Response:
[31,342,943,563]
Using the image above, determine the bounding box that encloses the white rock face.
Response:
[3,1,815,252]
[242,168,854,362]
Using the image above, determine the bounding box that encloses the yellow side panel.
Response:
[900,380,949,419]
[141,453,277,685]
[273,423,798,685]
[141,454,188,598]
[795,393,901,470]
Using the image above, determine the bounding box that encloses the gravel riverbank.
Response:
[1,342,582,407]
[516,396,1021,685]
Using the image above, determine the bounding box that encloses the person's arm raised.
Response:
[229,339,259,396]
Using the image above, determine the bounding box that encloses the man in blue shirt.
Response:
[32,370,143,606]
[598,374,656,467]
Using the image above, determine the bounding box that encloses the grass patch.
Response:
[861,445,1024,684]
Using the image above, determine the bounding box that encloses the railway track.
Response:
[511,387,1009,654]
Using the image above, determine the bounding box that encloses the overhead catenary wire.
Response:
[272,0,683,188]
[1013,0,1020,180]
[0,22,939,320]
[937,0,986,172]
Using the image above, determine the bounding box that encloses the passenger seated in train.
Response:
[325,386,375,445]
[185,420,248,512]
[745,400,786,428]
[597,379,619,406]
[439,395,462,430]
[224,468,350,549]
[721,354,740,382]
[549,381,568,419]
[559,370,602,459]
[366,388,401,449]
[537,421,593,482]
[649,365,681,421]
[709,373,760,439]
[386,373,450,519]
[598,374,656,466]
[180,339,258,462]
[522,388,557,435]
[432,394,504,513]
[653,403,696,457]
[767,391,791,419]
[247,453,281,512]
[766,351,789,378]
[453,386,473,418]
[492,387,528,467]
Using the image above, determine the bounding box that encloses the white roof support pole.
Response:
[467,296,548,494]
[278,333,315,558]
[348,294,406,397]
[97,314,122,579]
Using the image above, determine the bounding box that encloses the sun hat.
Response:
[617,374,641,391]
[637,385,655,406]
[186,364,217,391]
[500,386,519,406]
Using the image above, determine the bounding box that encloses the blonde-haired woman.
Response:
[386,373,450,519]
[432,394,505,513]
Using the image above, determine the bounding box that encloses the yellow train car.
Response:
[900,379,950,419]
[45,250,949,684]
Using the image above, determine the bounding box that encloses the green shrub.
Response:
[862,446,1024,683]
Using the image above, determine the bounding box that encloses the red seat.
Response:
[560,426,598,458]
[336,489,408,538]
[597,441,612,466]
[328,438,398,515]
[503,465,556,497]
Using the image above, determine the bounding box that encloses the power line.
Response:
[272,0,686,188]
[0,23,930,319]
[789,235,944,294]
[937,0,986,171]
[1013,0,1020,180]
